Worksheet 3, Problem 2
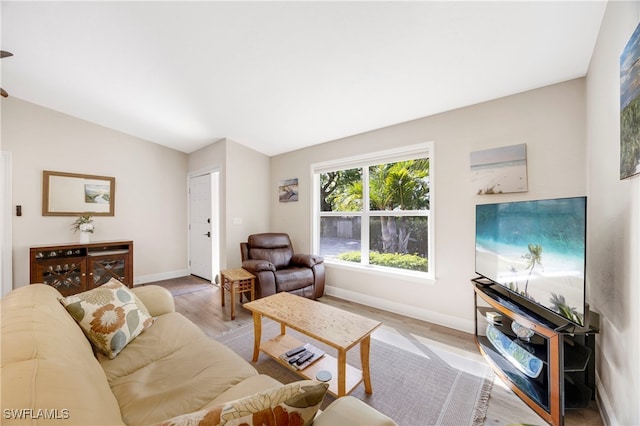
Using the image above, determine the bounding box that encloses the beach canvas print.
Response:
[470,144,528,195]
[620,22,640,180]
[475,197,586,326]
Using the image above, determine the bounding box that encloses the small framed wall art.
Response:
[279,178,299,202]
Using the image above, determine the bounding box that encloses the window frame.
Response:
[311,142,435,282]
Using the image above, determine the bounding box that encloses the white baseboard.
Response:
[325,285,475,333]
[134,269,190,285]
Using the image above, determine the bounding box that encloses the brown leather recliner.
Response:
[240,233,325,300]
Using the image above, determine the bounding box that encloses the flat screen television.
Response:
[475,196,587,327]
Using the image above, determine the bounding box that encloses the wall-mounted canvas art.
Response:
[620,22,640,180]
[470,143,528,195]
[279,178,298,202]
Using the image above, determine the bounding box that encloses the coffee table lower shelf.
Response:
[260,334,363,397]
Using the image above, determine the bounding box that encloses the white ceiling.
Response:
[1,1,607,156]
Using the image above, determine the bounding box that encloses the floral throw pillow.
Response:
[154,380,329,426]
[59,278,154,359]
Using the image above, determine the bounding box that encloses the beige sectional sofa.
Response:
[1,283,396,425]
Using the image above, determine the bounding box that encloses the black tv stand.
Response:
[472,280,598,426]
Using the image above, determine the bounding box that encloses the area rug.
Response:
[216,320,493,426]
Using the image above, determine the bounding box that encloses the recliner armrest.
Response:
[242,259,276,272]
[291,253,324,268]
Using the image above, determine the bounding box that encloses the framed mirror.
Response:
[43,170,115,216]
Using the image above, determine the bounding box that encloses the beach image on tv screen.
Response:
[475,197,586,326]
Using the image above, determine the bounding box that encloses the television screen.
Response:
[475,197,586,326]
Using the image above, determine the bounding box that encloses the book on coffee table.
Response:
[279,343,325,371]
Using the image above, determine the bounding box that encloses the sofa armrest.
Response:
[291,253,324,268]
[131,285,175,316]
[313,396,397,426]
[242,259,276,272]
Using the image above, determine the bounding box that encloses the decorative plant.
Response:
[71,214,94,233]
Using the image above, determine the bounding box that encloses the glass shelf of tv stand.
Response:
[476,333,550,411]
[477,306,550,361]
[477,323,593,415]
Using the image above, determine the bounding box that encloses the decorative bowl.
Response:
[511,321,535,341]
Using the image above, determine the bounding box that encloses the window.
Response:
[312,143,433,278]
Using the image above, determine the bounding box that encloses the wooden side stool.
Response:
[220,268,255,320]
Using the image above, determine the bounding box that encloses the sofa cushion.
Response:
[203,374,284,408]
[154,380,329,426]
[1,284,125,425]
[99,312,259,425]
[59,278,154,359]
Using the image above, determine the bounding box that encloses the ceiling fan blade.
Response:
[1,88,8,98]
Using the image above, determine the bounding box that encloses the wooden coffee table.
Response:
[243,292,381,397]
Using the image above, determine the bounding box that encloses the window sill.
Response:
[324,259,437,286]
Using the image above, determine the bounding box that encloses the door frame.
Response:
[187,166,221,283]
[1,151,12,296]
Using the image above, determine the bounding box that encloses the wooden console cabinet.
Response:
[30,241,133,296]
[473,279,598,426]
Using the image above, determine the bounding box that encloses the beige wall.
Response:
[2,97,189,287]
[225,140,271,268]
[271,78,587,332]
[187,138,270,271]
[586,2,640,424]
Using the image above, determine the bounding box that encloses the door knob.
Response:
[204,232,211,237]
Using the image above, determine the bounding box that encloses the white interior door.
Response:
[189,172,219,281]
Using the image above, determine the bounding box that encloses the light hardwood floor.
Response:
[147,276,603,426]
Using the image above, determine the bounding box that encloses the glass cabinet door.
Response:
[34,258,86,296]
[88,255,128,289]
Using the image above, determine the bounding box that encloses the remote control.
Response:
[296,351,314,365]
[288,352,305,364]
[285,346,306,358]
